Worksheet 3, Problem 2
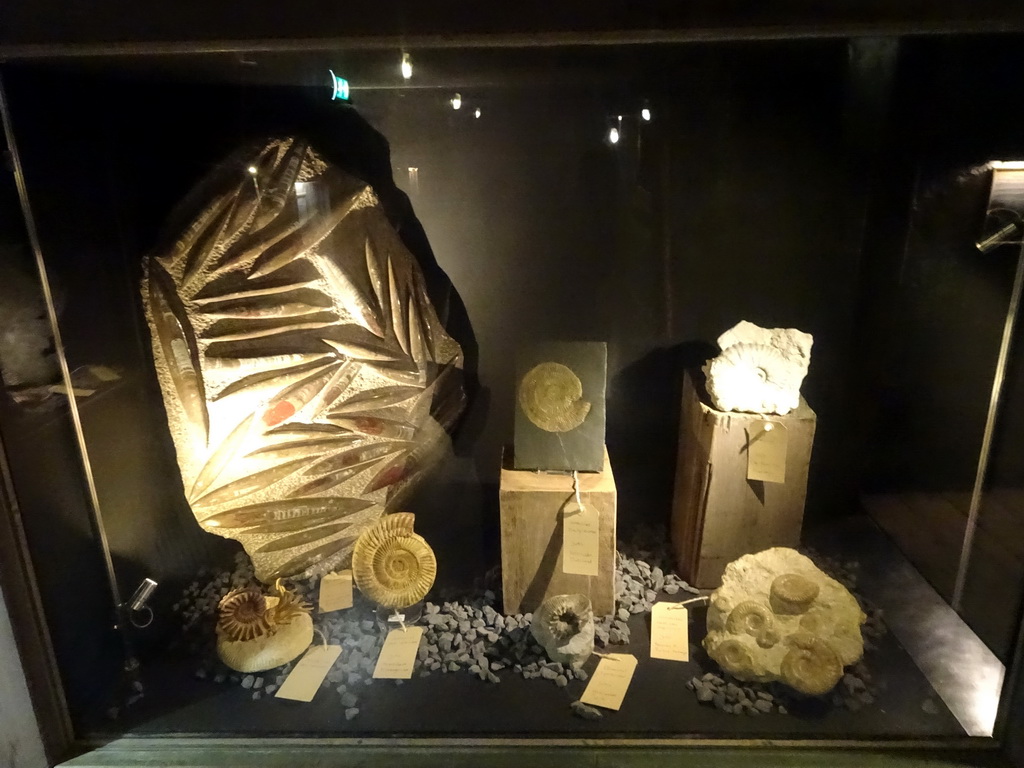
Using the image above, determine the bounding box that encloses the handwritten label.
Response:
[275,645,341,702]
[318,570,353,613]
[580,653,638,710]
[747,422,788,484]
[650,602,689,661]
[562,500,600,576]
[372,626,424,679]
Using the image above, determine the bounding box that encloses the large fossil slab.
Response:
[143,138,465,582]
[703,548,865,695]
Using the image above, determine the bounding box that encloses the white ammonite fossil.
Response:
[517,362,591,432]
[351,512,436,609]
[531,593,595,666]
[703,342,804,415]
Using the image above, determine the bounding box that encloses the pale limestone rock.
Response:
[531,594,595,666]
[703,548,865,696]
[703,321,813,415]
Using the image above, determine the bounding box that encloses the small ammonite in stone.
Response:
[770,573,820,615]
[779,632,843,696]
[517,362,591,433]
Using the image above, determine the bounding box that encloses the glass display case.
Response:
[0,7,1023,767]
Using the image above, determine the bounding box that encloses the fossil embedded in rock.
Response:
[702,321,813,415]
[518,362,591,433]
[143,137,466,582]
[770,573,820,615]
[779,632,844,696]
[704,547,864,696]
[530,593,595,666]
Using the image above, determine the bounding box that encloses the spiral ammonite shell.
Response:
[780,632,843,696]
[352,512,437,609]
[726,601,774,636]
[517,362,591,433]
[536,593,593,643]
[217,588,273,642]
[715,638,755,677]
[770,573,820,615]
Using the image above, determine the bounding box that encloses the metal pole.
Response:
[0,71,128,630]
[952,239,1024,609]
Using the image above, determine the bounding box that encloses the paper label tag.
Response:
[275,645,342,702]
[650,602,689,661]
[318,570,353,613]
[372,626,424,679]
[747,422,788,484]
[562,500,600,576]
[580,653,638,710]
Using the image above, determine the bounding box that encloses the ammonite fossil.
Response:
[770,573,820,615]
[703,547,865,695]
[715,638,755,677]
[530,593,595,666]
[780,632,844,696]
[217,588,273,642]
[215,581,313,672]
[517,362,591,433]
[351,512,436,609]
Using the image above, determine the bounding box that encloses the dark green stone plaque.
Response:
[513,341,607,472]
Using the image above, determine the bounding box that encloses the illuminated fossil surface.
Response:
[143,137,465,583]
[703,547,865,696]
[351,512,436,609]
[215,581,313,673]
[517,362,591,433]
[702,321,813,415]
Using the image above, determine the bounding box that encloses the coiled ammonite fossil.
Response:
[770,573,820,615]
[726,601,780,649]
[352,512,436,609]
[715,638,755,677]
[536,593,592,643]
[517,362,591,433]
[217,588,274,642]
[216,581,311,642]
[780,632,843,696]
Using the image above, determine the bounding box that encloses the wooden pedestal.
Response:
[671,372,816,589]
[499,447,617,616]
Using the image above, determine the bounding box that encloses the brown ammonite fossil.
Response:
[217,588,274,642]
[216,581,311,642]
[517,362,591,433]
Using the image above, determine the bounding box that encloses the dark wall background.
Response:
[1,35,1023,729]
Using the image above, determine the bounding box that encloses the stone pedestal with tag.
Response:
[499,446,617,616]
[671,372,816,589]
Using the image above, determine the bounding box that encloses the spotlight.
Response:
[450,93,462,110]
[247,166,258,175]
[401,53,413,80]
[641,107,652,122]
[608,126,620,145]
[474,107,482,119]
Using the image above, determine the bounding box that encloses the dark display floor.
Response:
[74,514,985,742]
